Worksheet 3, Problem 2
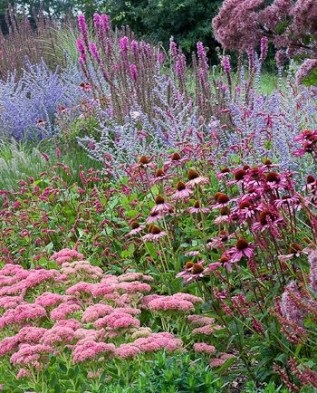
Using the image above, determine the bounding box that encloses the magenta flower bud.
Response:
[119,36,129,54]
[93,13,101,30]
[129,64,138,81]
[89,42,100,62]
[196,42,206,60]
[221,55,231,74]
[169,38,178,58]
[101,14,110,32]
[131,40,139,56]
[78,14,88,42]
[76,38,86,62]
[260,36,268,61]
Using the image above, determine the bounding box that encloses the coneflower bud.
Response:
[187,169,199,180]
[236,239,249,250]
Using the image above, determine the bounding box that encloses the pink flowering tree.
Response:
[212,0,317,85]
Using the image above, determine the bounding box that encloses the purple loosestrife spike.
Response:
[260,36,268,62]
[169,38,178,58]
[129,64,138,82]
[78,14,88,44]
[119,36,129,54]
[222,55,231,74]
[89,43,100,62]
[76,38,86,62]
[101,14,110,32]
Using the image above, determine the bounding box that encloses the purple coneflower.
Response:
[186,169,209,188]
[171,181,193,200]
[188,201,210,214]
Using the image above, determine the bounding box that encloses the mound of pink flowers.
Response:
[0,248,221,379]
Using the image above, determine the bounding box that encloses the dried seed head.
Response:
[220,167,230,173]
[236,239,249,250]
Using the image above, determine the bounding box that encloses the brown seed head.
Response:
[217,193,230,204]
[192,264,204,274]
[155,196,165,205]
[259,210,275,225]
[234,169,246,181]
[263,159,272,166]
[185,261,194,269]
[156,169,165,177]
[307,175,315,184]
[220,255,229,263]
[236,239,249,250]
[187,169,200,180]
[194,201,200,209]
[138,155,151,165]
[150,225,161,234]
[266,172,280,183]
[221,167,230,173]
[289,243,302,254]
[220,207,230,216]
[171,152,181,161]
[131,221,139,229]
[176,181,186,191]
[243,165,250,170]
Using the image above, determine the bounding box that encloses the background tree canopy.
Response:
[0,0,222,58]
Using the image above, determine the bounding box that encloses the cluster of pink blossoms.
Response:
[0,248,219,380]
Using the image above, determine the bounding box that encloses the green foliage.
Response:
[301,67,317,87]
[101,0,222,57]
